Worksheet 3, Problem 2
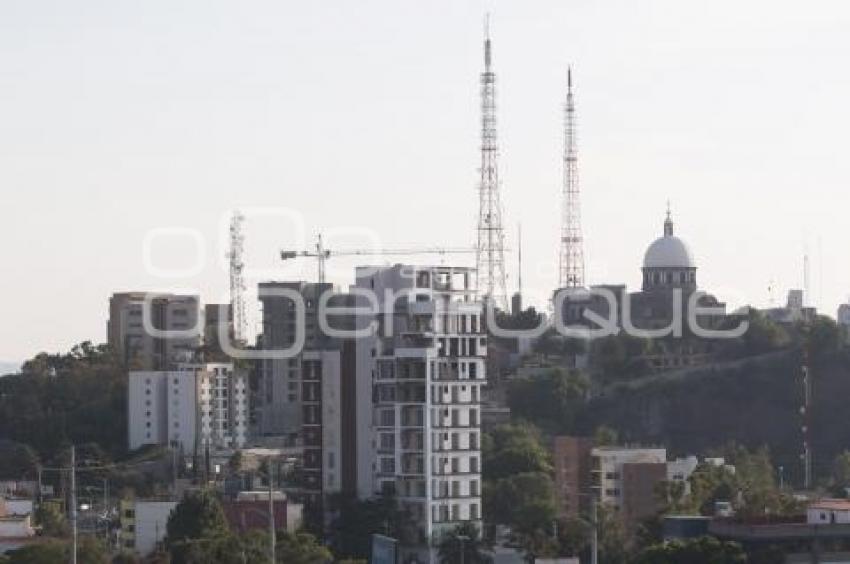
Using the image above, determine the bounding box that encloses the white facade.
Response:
[667,455,699,494]
[0,515,34,538]
[807,500,850,525]
[133,501,177,555]
[354,265,485,548]
[591,446,667,509]
[128,363,247,454]
[2,500,33,517]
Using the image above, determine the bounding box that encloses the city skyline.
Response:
[3,0,850,361]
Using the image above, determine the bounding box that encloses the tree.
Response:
[438,522,491,564]
[328,494,415,560]
[35,502,69,537]
[111,553,142,564]
[4,541,65,564]
[165,489,230,564]
[0,440,39,480]
[593,426,618,447]
[485,472,557,535]
[597,504,629,564]
[276,531,332,564]
[0,342,128,460]
[228,450,244,473]
[482,423,552,481]
[555,516,590,557]
[831,451,850,497]
[506,369,589,433]
[805,315,841,358]
[631,536,746,564]
[590,333,653,384]
[77,537,109,564]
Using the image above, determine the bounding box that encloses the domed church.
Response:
[557,206,730,371]
[641,209,696,292]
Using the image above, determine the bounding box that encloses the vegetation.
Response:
[165,489,230,564]
[506,368,588,434]
[34,502,69,537]
[276,531,332,563]
[1,537,108,564]
[632,536,746,564]
[437,522,491,563]
[0,342,128,461]
[0,440,39,480]
[328,494,415,560]
[482,423,558,550]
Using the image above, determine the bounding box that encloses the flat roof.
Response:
[810,499,850,511]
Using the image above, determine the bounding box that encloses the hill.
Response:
[579,347,850,485]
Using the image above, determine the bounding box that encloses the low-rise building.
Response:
[222,496,302,535]
[119,499,176,556]
[0,500,34,539]
[807,499,850,525]
[592,446,667,525]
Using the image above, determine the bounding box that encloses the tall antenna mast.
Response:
[229,210,247,344]
[558,67,584,288]
[475,16,509,309]
[559,66,585,289]
[803,248,811,308]
[517,222,523,298]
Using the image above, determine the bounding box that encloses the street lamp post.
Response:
[457,534,470,564]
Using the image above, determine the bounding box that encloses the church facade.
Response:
[556,209,729,371]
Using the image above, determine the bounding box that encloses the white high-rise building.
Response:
[128,363,248,454]
[354,264,486,550]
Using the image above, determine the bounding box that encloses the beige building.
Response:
[108,292,202,369]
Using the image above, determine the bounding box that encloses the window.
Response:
[380,457,395,474]
[379,409,395,426]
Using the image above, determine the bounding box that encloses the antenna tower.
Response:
[475,17,509,310]
[559,66,585,289]
[228,210,247,344]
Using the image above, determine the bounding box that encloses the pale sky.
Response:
[2,0,850,362]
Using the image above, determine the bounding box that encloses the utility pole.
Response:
[457,534,469,564]
[70,446,78,564]
[268,463,276,564]
[591,499,598,564]
[171,442,178,498]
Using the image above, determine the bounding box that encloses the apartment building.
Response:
[553,436,594,519]
[128,363,248,454]
[108,292,202,369]
[354,264,486,550]
[591,446,667,525]
[255,281,333,438]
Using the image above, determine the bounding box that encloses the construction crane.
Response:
[280,234,476,284]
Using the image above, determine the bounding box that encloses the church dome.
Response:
[642,210,695,269]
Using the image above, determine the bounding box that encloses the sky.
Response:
[2,0,850,362]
